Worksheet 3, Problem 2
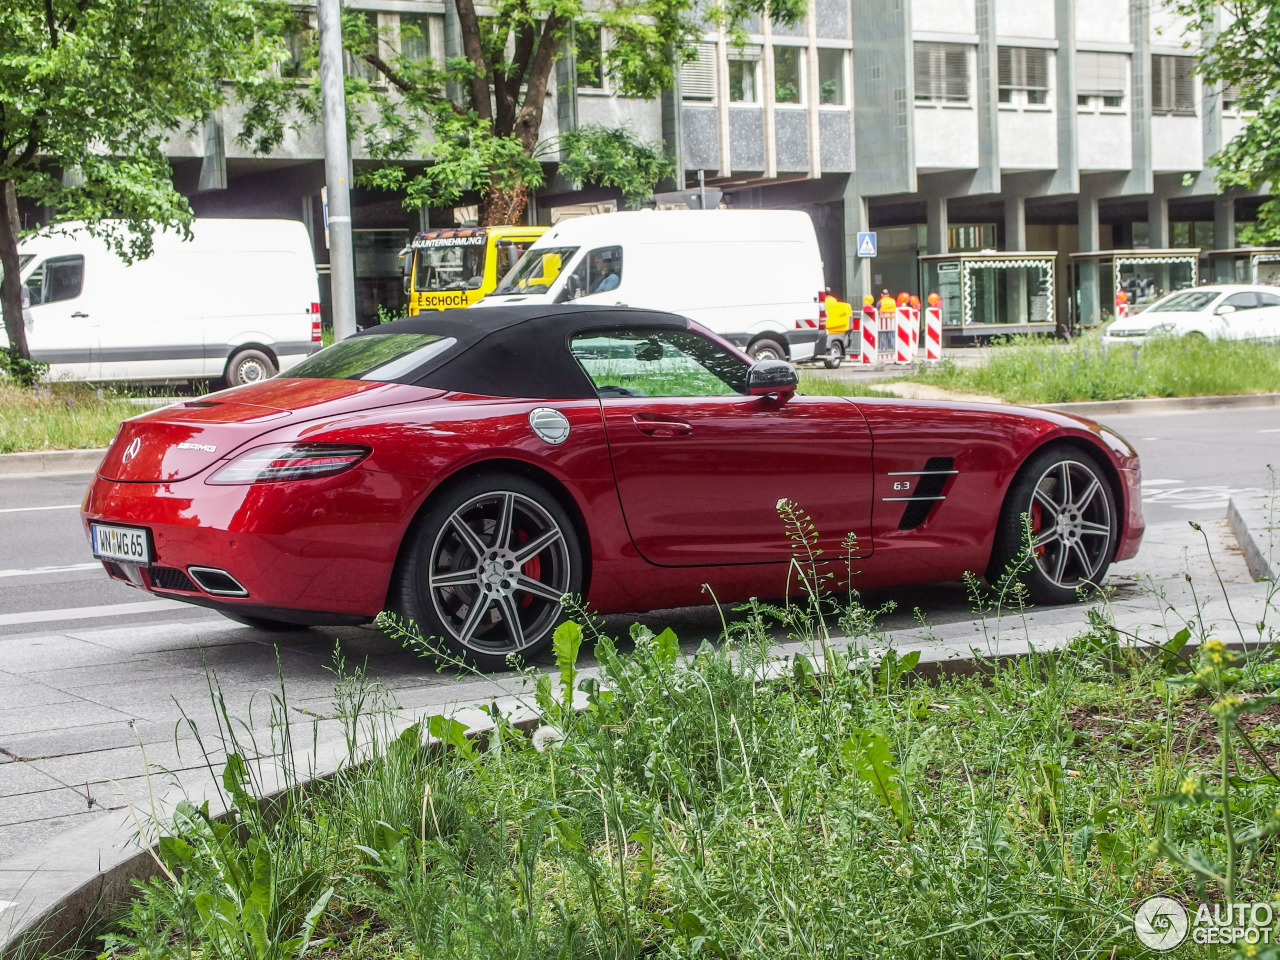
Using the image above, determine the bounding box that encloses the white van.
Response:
[477,210,828,362]
[1,219,322,385]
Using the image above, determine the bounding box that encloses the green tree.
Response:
[1169,0,1280,241]
[338,0,804,225]
[0,0,290,360]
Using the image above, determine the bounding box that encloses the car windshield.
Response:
[285,333,458,381]
[494,246,578,295]
[1145,290,1219,313]
[415,242,485,292]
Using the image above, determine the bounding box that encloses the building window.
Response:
[281,18,315,79]
[1152,55,1195,116]
[682,42,716,102]
[399,14,431,63]
[773,45,804,105]
[817,48,846,106]
[914,42,969,104]
[344,12,380,82]
[1076,51,1127,111]
[728,49,760,103]
[577,24,604,90]
[997,47,1049,106]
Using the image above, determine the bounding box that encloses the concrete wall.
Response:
[996,0,1055,40]
[578,95,664,142]
[998,108,1058,169]
[1152,115,1202,172]
[913,0,976,35]
[915,105,980,169]
[1075,0,1128,45]
[1077,111,1131,170]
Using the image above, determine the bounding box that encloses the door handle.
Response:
[71,311,89,318]
[632,414,692,437]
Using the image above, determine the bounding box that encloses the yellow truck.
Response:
[402,225,546,313]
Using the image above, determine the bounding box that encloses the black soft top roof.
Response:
[353,304,694,399]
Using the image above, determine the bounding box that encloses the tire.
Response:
[220,611,309,632]
[394,473,583,670]
[823,341,845,369]
[748,338,787,362]
[989,446,1119,604]
[225,349,277,387]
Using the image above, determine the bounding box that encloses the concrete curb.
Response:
[1039,392,1280,418]
[1229,491,1279,583]
[0,449,105,476]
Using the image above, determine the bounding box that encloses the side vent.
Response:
[898,457,957,530]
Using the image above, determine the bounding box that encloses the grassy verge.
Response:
[78,513,1280,960]
[900,334,1280,405]
[0,381,151,454]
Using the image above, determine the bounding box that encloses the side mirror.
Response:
[401,248,413,295]
[556,273,584,303]
[747,359,798,397]
[465,275,484,290]
[635,339,664,362]
[1214,303,1238,315]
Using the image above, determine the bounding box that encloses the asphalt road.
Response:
[0,402,1275,637]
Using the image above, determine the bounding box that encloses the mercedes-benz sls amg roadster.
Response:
[83,305,1143,668]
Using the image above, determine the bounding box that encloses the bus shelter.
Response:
[1204,248,1280,286]
[918,252,1057,342]
[1068,249,1198,329]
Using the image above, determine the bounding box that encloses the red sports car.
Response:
[84,306,1143,668]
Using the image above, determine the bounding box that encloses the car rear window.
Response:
[285,333,458,381]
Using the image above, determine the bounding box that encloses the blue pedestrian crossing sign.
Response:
[857,232,878,258]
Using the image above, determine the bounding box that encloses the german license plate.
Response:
[91,524,152,564]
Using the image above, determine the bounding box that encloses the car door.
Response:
[1254,291,1280,341]
[571,325,874,567]
[1216,291,1265,340]
[24,254,100,379]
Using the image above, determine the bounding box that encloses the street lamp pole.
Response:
[317,0,357,340]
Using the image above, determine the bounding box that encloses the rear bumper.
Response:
[83,467,425,621]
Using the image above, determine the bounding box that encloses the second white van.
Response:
[2,219,322,385]
[476,209,828,362]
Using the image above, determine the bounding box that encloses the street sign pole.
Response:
[317,0,357,341]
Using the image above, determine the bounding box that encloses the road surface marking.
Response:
[0,600,187,627]
[0,562,100,579]
[0,900,17,914]
[0,504,80,514]
[1259,428,1280,434]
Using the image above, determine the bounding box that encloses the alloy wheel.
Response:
[1027,459,1114,589]
[426,490,571,653]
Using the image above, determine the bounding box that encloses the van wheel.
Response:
[748,339,787,362]
[226,349,277,387]
[823,341,844,369]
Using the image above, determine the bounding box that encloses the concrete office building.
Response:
[28,0,1269,332]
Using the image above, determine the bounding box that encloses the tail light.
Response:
[817,291,828,330]
[310,302,322,342]
[207,443,370,484]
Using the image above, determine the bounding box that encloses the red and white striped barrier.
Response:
[896,307,913,364]
[925,302,943,362]
[861,305,877,364]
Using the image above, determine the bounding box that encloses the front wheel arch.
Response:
[985,437,1126,587]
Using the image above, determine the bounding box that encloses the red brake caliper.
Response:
[516,530,540,607]
[1031,501,1045,557]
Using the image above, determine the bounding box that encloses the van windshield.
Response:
[415,243,485,292]
[494,246,578,295]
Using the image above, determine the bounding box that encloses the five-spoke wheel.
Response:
[396,474,582,668]
[990,447,1118,603]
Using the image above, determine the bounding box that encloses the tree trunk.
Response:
[0,180,29,360]
[481,182,529,226]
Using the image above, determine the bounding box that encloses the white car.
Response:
[1101,285,1280,345]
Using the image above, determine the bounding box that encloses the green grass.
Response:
[85,509,1280,960]
[902,333,1280,404]
[0,380,150,453]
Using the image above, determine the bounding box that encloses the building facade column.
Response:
[1005,196,1027,324]
[927,195,949,256]
[1214,192,1237,281]
[1148,195,1170,293]
[1077,192,1101,328]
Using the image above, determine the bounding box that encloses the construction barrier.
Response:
[1115,290,1130,323]
[896,304,913,364]
[925,292,943,362]
[861,297,877,365]
[908,295,921,355]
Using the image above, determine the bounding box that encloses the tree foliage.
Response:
[1169,0,1280,242]
[337,0,803,224]
[0,0,290,359]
